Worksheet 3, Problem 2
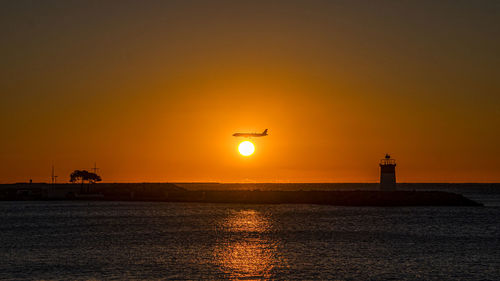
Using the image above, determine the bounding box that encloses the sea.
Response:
[0,183,499,280]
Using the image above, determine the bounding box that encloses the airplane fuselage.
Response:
[232,133,266,137]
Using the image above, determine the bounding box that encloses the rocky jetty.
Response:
[0,183,482,206]
[178,190,482,206]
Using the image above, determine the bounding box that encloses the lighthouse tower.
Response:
[379,154,396,190]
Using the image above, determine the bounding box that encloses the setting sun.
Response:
[238,141,255,156]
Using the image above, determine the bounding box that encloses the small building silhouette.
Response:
[380,154,396,190]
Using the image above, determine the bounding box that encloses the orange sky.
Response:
[0,1,499,183]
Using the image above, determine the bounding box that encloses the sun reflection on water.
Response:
[213,209,283,280]
[223,209,271,232]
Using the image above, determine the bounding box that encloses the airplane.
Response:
[233,129,268,138]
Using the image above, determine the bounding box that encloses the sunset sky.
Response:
[1,0,499,183]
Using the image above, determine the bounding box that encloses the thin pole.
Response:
[91,163,100,174]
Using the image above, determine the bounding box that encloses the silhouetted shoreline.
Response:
[0,183,482,206]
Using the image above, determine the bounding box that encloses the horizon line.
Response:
[2,181,500,185]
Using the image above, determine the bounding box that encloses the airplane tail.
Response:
[263,129,268,135]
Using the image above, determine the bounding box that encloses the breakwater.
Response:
[0,183,482,206]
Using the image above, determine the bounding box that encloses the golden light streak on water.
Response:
[213,209,282,279]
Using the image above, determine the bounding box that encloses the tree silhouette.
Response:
[70,170,102,193]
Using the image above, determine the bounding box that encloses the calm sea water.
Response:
[1,185,499,280]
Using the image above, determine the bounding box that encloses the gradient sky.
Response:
[1,0,499,183]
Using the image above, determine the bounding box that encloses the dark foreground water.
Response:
[1,187,499,280]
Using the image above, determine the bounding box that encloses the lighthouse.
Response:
[379,154,396,190]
